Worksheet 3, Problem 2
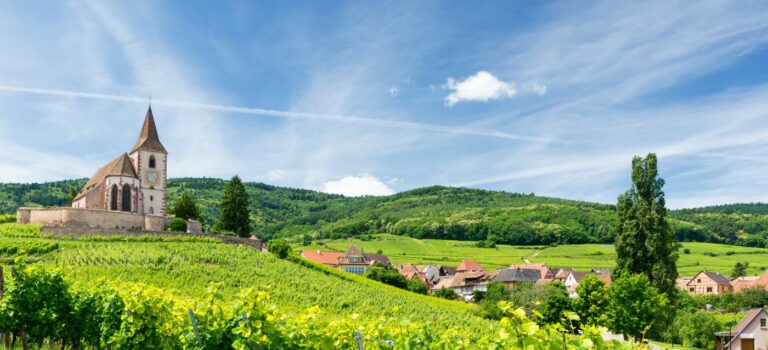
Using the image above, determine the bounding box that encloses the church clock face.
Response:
[147,170,158,183]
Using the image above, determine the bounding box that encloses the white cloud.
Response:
[444,71,517,106]
[387,86,399,97]
[443,71,546,106]
[321,174,395,196]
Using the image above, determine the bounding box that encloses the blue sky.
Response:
[1,1,768,208]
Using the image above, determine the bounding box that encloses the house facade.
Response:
[716,308,768,350]
[687,271,733,295]
[300,245,391,275]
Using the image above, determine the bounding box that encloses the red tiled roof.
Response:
[457,260,484,272]
[301,250,343,265]
[732,276,759,292]
[74,153,138,201]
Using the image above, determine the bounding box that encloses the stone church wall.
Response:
[18,207,155,230]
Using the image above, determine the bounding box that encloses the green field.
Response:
[301,234,768,276]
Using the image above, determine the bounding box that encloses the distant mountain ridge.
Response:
[1,178,767,247]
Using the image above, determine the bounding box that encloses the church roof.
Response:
[130,107,167,154]
[73,153,138,200]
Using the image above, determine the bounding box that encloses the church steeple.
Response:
[130,106,167,154]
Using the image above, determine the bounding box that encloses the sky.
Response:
[1,1,767,208]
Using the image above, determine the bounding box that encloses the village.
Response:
[303,244,768,349]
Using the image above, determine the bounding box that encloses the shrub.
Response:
[167,218,188,232]
[682,248,691,254]
[363,262,407,289]
[0,214,16,224]
[267,239,292,259]
[433,287,458,300]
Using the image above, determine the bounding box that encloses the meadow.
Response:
[301,234,768,276]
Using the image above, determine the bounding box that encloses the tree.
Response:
[478,282,511,319]
[537,281,572,325]
[170,193,200,221]
[167,217,188,232]
[574,274,608,326]
[614,153,679,300]
[669,310,722,349]
[433,288,458,300]
[731,262,749,279]
[407,278,428,295]
[363,262,408,289]
[267,239,292,259]
[606,274,668,341]
[215,175,251,237]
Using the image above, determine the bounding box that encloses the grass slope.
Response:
[0,224,486,331]
[302,234,768,276]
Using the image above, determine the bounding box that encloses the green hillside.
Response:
[0,223,480,328]
[2,178,768,247]
[301,234,768,276]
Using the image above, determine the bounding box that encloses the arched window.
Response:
[149,207,154,214]
[110,185,118,211]
[149,155,156,168]
[121,184,131,212]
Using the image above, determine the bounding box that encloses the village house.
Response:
[715,307,768,350]
[420,264,456,284]
[510,263,555,281]
[456,260,485,273]
[676,276,693,290]
[300,245,391,275]
[733,276,761,292]
[492,267,541,290]
[431,271,491,301]
[687,271,733,295]
[554,268,574,282]
[563,269,612,298]
[396,263,432,287]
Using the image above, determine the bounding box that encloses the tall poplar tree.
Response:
[614,153,679,299]
[216,175,251,237]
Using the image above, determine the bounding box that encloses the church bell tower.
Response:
[129,107,168,215]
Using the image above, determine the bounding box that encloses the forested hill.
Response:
[1,178,767,247]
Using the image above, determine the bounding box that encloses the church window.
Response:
[121,184,131,212]
[149,155,156,168]
[110,185,118,211]
[149,207,154,214]
[150,195,154,201]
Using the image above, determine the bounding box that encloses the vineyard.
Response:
[0,223,630,349]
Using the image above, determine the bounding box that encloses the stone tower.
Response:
[128,107,168,215]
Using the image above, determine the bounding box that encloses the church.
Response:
[72,107,168,215]
[17,107,201,233]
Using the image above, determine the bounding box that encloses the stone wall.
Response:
[40,226,263,250]
[18,207,159,230]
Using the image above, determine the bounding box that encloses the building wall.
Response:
[17,207,163,230]
[104,176,142,213]
[130,150,167,216]
[687,273,732,295]
[731,312,768,350]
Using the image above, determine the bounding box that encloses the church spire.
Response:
[130,106,167,154]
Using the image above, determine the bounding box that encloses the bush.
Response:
[407,278,428,295]
[267,239,292,259]
[167,218,188,232]
[0,214,16,224]
[668,310,722,349]
[682,248,690,254]
[433,287,458,300]
[363,262,407,289]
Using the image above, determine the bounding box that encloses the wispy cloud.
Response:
[0,84,558,143]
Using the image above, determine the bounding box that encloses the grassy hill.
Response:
[300,234,768,277]
[2,178,768,247]
[0,223,482,329]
